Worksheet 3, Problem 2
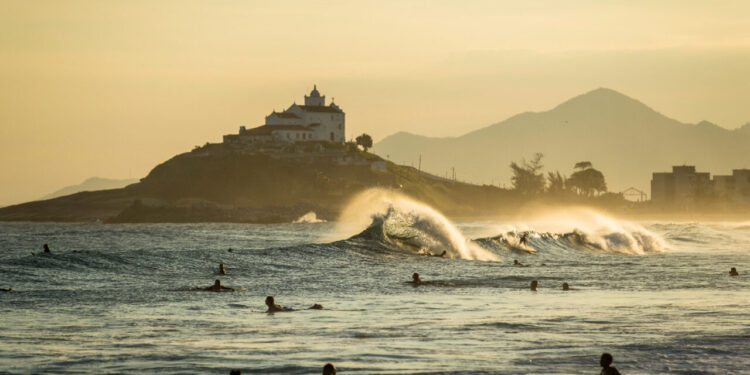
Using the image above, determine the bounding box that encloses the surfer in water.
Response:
[265,296,293,312]
[513,259,526,267]
[432,250,447,258]
[599,353,622,375]
[43,244,51,253]
[322,363,336,375]
[530,280,538,291]
[204,279,235,292]
[408,272,423,285]
[562,282,570,291]
[519,233,528,246]
[218,263,227,275]
[1,287,11,292]
[730,267,739,276]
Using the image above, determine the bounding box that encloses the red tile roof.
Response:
[298,105,343,113]
[242,125,312,136]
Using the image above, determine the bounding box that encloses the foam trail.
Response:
[333,189,499,261]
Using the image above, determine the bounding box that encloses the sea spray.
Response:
[333,188,499,261]
[294,211,326,223]
[498,207,667,254]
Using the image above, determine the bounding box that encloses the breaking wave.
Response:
[294,211,326,223]
[336,189,665,259]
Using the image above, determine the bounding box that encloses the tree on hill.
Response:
[356,133,373,152]
[567,162,607,197]
[574,161,592,170]
[509,153,545,196]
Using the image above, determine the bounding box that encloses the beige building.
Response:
[224,85,345,146]
[651,165,750,206]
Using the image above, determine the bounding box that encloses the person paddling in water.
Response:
[408,272,423,285]
[43,244,51,253]
[730,267,739,276]
[204,279,235,292]
[218,263,227,275]
[530,280,538,291]
[265,296,293,313]
[599,353,622,375]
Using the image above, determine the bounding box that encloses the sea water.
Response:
[1,195,749,374]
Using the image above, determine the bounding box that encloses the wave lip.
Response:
[339,189,499,261]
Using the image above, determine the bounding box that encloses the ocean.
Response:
[1,191,749,374]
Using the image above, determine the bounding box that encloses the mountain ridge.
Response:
[372,88,750,191]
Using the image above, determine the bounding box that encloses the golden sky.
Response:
[2,0,750,205]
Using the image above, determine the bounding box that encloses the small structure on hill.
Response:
[224,85,345,146]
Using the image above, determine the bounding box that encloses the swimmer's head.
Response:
[562,282,569,291]
[731,267,737,272]
[530,280,538,291]
[229,370,242,375]
[412,273,420,282]
[265,296,274,306]
[600,353,613,367]
[214,280,221,288]
[322,363,336,375]
[514,259,520,265]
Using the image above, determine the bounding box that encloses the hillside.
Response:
[372,88,750,192]
[0,147,527,223]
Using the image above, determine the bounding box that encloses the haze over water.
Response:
[1,198,749,374]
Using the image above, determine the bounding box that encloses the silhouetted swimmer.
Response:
[43,244,51,253]
[229,370,242,375]
[0,287,11,292]
[562,282,570,291]
[599,353,622,375]
[530,280,538,291]
[309,304,324,310]
[513,259,524,267]
[228,248,233,252]
[265,296,293,313]
[410,272,422,285]
[218,263,227,275]
[322,363,336,375]
[730,267,739,276]
[204,279,235,292]
[434,250,447,257]
[519,233,528,246]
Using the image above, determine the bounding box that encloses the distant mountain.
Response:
[42,177,138,200]
[373,88,750,192]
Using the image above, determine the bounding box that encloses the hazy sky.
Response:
[2,0,750,206]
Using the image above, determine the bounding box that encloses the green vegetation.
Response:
[356,133,373,152]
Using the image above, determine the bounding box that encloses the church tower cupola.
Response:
[304,84,325,106]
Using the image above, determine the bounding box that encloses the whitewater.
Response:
[1,191,749,374]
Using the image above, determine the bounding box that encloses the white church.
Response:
[223,85,345,145]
